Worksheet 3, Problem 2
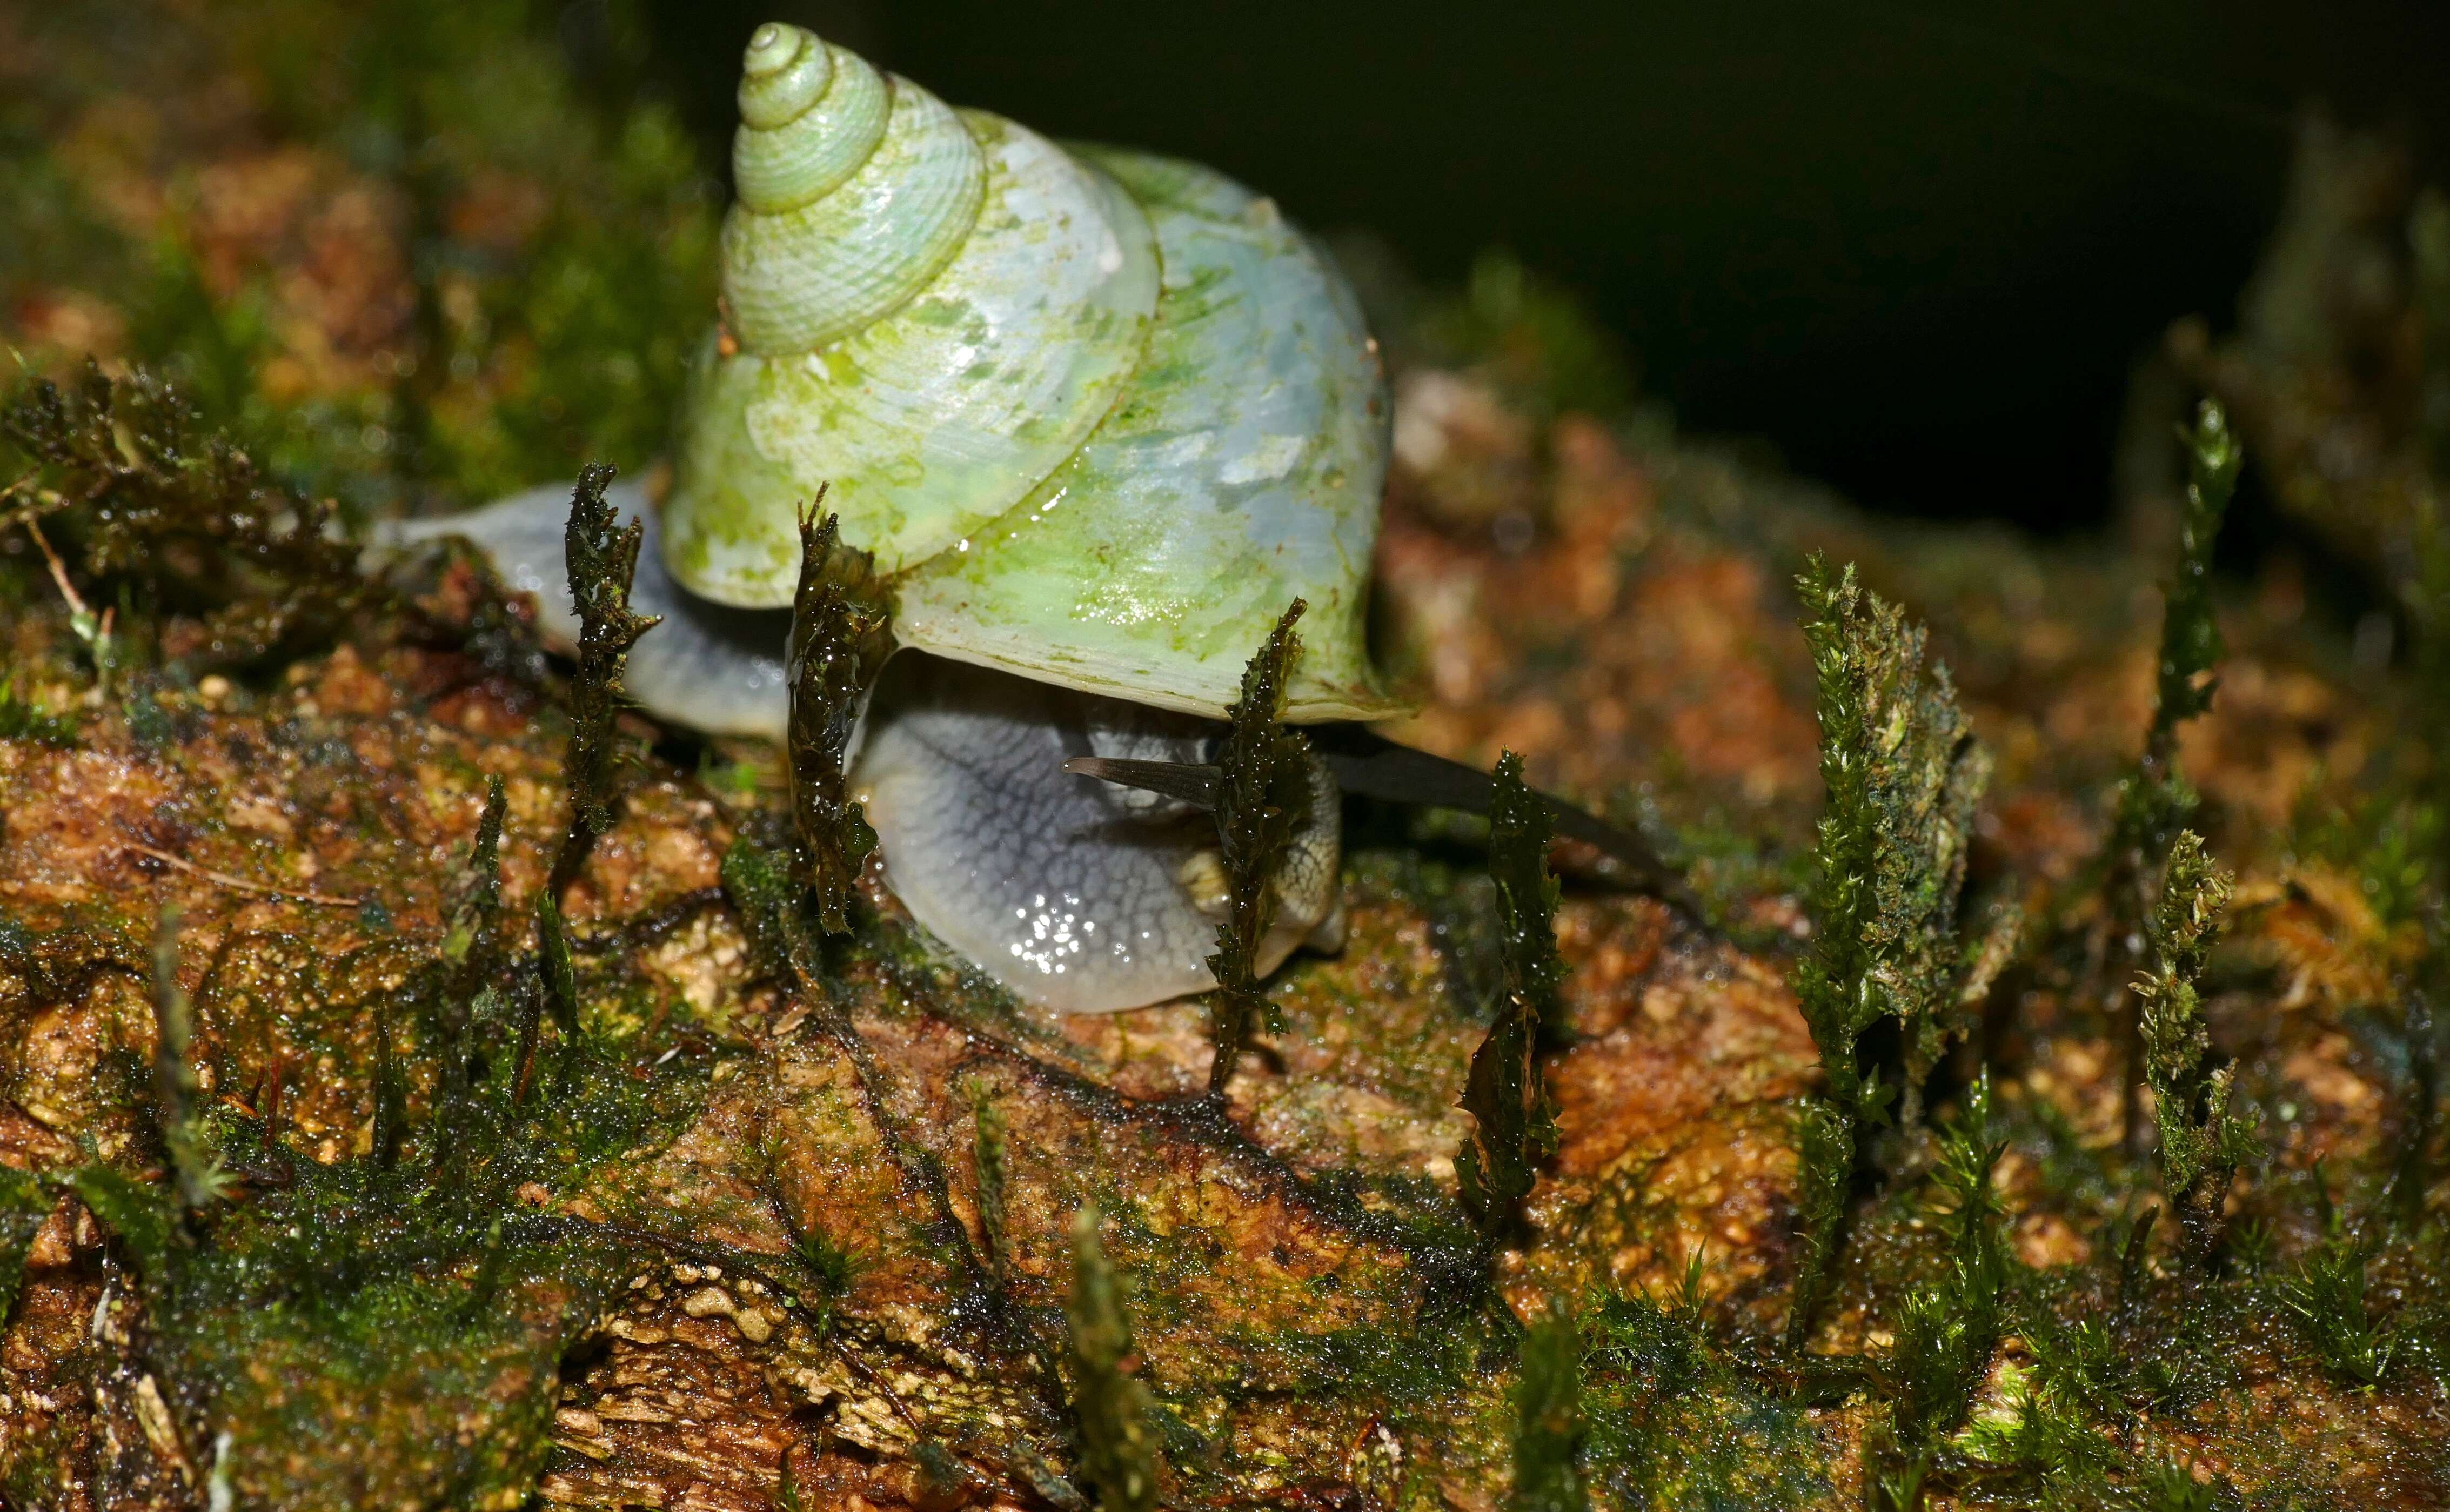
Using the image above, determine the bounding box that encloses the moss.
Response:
[2,0,717,512]
[1510,1301,1589,1512]
[2274,1224,2397,1386]
[1878,1072,2010,1497]
[110,1032,715,1508]
[1792,554,1994,1133]
[149,908,226,1215]
[2137,833,2254,1266]
[2096,403,2241,1142]
[1785,1096,1856,1352]
[1787,554,1999,1346]
[1579,1266,1830,1509]
[1457,752,1564,1245]
[1068,1205,1163,1512]
[975,1090,1014,1285]
[1421,251,1636,426]
[1,366,368,674]
[559,463,659,847]
[12,21,2450,1504]
[782,507,889,936]
[0,1168,52,1323]
[0,679,76,749]
[1204,601,1314,1093]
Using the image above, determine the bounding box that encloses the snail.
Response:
[405,22,1671,1014]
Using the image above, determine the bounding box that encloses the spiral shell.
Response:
[665,23,1401,724]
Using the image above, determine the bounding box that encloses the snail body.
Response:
[411,23,1396,1013]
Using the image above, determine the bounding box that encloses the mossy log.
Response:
[1,4,2447,1509]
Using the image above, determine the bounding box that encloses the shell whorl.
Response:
[721,24,983,354]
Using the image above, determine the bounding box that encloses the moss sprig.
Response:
[1458,751,1564,1243]
[2102,401,2240,1143]
[1204,601,1314,1094]
[0,365,367,673]
[973,1093,1013,1287]
[1878,1072,2009,1502]
[1787,556,1997,1344]
[1793,556,1993,1134]
[439,775,510,1108]
[1066,1206,1161,1512]
[2395,214,2450,1215]
[1511,1300,1591,1512]
[2274,1229,2396,1386]
[559,462,660,852]
[2135,832,2252,1265]
[0,1167,49,1324]
[150,908,226,1216]
[1784,1098,1856,1350]
[534,889,579,1041]
[784,504,891,936]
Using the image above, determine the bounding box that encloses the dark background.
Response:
[622,0,2450,531]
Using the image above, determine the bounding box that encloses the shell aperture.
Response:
[666,22,1402,723]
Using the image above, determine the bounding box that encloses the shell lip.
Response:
[889,633,1415,726]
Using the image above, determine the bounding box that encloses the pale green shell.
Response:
[667,23,1401,723]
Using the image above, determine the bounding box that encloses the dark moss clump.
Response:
[1457,751,1564,1246]
[1577,1257,1826,1508]
[69,853,719,1507]
[0,1169,50,1323]
[558,463,660,851]
[782,505,891,936]
[1510,1301,1590,1512]
[1,366,369,674]
[1203,601,1315,1094]
[90,1050,709,1506]
[1871,1072,2009,1506]
[2273,1199,2398,1387]
[0,681,76,749]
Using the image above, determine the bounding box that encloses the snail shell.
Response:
[405,23,1397,1013]
[673,22,1400,724]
